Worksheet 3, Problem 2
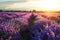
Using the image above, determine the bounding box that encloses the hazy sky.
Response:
[0,0,25,2]
[0,0,60,11]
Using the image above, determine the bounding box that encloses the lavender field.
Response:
[0,12,60,40]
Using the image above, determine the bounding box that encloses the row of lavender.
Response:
[0,12,60,40]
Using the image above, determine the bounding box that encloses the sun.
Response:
[40,0,58,11]
[27,0,58,11]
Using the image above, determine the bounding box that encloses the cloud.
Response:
[4,2,41,10]
[0,0,60,11]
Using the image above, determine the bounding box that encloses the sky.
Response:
[0,0,25,2]
[0,0,60,11]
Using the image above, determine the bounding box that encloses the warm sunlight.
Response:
[5,0,60,11]
[27,0,59,11]
[40,0,58,11]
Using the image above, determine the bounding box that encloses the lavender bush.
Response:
[0,12,60,40]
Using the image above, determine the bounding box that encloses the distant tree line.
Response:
[0,9,60,13]
[0,9,31,12]
[0,9,41,12]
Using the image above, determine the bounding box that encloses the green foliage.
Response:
[0,32,4,36]
[32,10,36,12]
[28,13,37,29]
